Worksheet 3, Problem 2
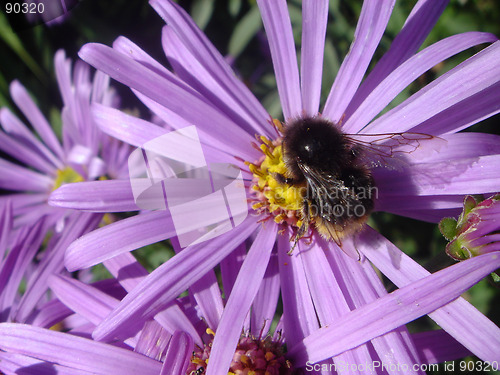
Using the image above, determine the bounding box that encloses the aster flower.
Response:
[49,0,500,372]
[0,200,102,326]
[0,249,292,374]
[0,49,130,230]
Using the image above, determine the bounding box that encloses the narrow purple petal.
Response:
[0,323,162,374]
[0,200,13,261]
[161,331,192,375]
[92,219,259,342]
[365,41,500,133]
[411,80,500,134]
[206,225,277,375]
[65,211,175,271]
[162,26,270,136]
[375,155,500,199]
[250,252,280,337]
[357,227,500,362]
[49,180,138,212]
[277,232,319,347]
[300,241,384,370]
[412,330,471,364]
[257,0,302,120]
[9,81,64,160]
[0,108,63,169]
[328,240,423,371]
[149,0,269,131]
[220,242,246,298]
[14,213,102,323]
[133,322,169,361]
[189,271,224,331]
[78,43,256,161]
[48,274,119,326]
[344,0,449,120]
[345,32,497,133]
[0,132,56,175]
[289,251,500,365]
[0,159,53,192]
[103,252,203,347]
[323,0,396,123]
[0,351,91,375]
[300,0,328,115]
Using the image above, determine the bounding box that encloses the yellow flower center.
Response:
[246,134,305,230]
[52,167,84,191]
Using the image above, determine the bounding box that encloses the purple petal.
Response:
[257,0,302,120]
[161,26,270,136]
[0,159,53,192]
[411,80,500,134]
[345,32,497,133]
[189,271,224,331]
[149,0,269,131]
[250,252,280,337]
[300,0,328,116]
[161,331,192,375]
[365,41,500,133]
[0,351,91,375]
[412,330,471,364]
[65,211,175,271]
[323,0,396,123]
[135,320,171,360]
[103,253,203,347]
[78,43,256,161]
[0,200,13,261]
[220,242,246,298]
[277,232,319,347]
[92,218,259,342]
[0,132,57,175]
[289,251,500,365]
[0,323,162,374]
[206,225,277,375]
[49,180,138,212]
[344,0,449,120]
[357,227,500,362]
[0,108,63,170]
[300,240,385,370]
[9,81,64,160]
[48,274,119,326]
[328,239,423,370]
[14,213,102,323]
[92,103,237,167]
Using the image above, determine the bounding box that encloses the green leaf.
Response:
[228,0,242,17]
[190,0,215,30]
[228,5,262,58]
[0,11,46,84]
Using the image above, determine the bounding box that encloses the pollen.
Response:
[246,133,304,230]
[52,167,85,191]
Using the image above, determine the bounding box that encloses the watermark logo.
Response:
[128,126,248,248]
[4,0,82,30]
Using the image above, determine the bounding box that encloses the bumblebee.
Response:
[277,116,437,248]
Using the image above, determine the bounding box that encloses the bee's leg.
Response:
[288,200,310,255]
[273,172,296,185]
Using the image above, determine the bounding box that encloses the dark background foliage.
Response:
[1,1,499,371]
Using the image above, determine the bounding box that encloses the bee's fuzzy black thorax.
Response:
[282,117,351,179]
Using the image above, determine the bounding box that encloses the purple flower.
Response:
[0,250,292,374]
[49,0,500,372]
[0,50,130,230]
[0,200,102,326]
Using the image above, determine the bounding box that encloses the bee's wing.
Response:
[345,132,447,169]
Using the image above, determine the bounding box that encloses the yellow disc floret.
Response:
[52,166,85,191]
[246,134,305,229]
